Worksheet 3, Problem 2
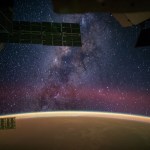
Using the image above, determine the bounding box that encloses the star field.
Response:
[0,0,150,116]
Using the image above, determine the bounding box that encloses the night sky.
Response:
[0,0,150,116]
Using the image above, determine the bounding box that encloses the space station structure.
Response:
[0,117,16,130]
[0,0,82,47]
[0,21,82,47]
[52,0,150,47]
[52,0,150,27]
[1,0,150,48]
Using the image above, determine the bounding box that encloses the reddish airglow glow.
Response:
[39,84,150,105]
[1,84,150,114]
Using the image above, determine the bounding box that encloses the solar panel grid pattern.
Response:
[0,21,82,46]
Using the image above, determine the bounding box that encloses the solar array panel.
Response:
[0,21,82,47]
[0,117,16,130]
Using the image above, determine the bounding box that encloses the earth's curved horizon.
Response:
[0,111,150,150]
[1,111,150,123]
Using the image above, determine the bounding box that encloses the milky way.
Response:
[0,0,150,116]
